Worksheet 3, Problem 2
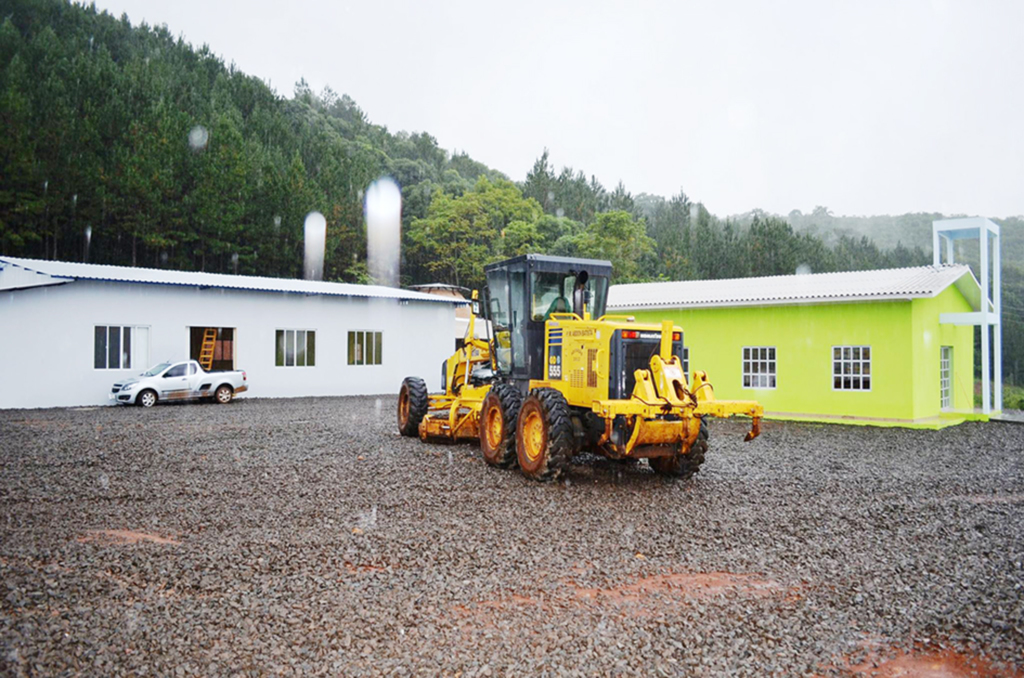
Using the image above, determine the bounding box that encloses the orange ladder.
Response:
[199,328,217,371]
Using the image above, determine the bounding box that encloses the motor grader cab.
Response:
[398,254,763,482]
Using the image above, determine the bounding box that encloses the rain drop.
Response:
[231,252,239,274]
[273,215,282,230]
[160,251,169,265]
[303,211,327,281]
[556,208,565,219]
[796,264,812,276]
[98,473,109,490]
[188,125,209,151]
[374,399,382,417]
[365,177,402,287]
[546,191,555,202]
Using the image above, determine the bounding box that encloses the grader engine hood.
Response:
[590,320,763,458]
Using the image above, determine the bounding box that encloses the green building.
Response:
[608,265,990,428]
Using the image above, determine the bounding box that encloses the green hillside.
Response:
[0,0,1020,390]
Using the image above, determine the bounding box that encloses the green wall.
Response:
[628,289,974,424]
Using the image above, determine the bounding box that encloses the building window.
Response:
[833,346,871,391]
[940,346,952,409]
[679,347,690,377]
[348,330,383,365]
[94,326,149,369]
[742,346,776,389]
[276,329,316,367]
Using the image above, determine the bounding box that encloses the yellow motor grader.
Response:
[397,254,762,481]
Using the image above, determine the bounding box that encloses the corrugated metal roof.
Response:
[608,265,983,310]
[0,256,465,305]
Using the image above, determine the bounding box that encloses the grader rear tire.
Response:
[649,417,709,480]
[516,388,574,482]
[398,377,428,437]
[480,384,522,468]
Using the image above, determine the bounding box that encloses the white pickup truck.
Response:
[110,360,248,407]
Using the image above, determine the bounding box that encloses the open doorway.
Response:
[189,327,236,372]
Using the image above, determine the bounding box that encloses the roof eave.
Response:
[611,294,927,311]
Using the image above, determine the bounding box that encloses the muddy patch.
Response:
[570,571,783,606]
[77,530,181,545]
[845,647,1024,677]
[451,569,787,626]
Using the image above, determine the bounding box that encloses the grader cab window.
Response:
[530,272,609,321]
[487,274,513,374]
[531,272,574,321]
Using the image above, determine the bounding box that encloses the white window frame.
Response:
[348,330,383,366]
[276,329,316,368]
[940,346,952,410]
[94,325,149,370]
[742,346,776,389]
[832,345,871,391]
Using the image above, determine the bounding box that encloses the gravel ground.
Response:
[1,396,1023,676]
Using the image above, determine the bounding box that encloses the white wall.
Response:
[0,280,455,409]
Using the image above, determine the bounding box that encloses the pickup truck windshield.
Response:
[143,362,172,377]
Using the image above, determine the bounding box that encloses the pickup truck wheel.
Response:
[137,389,157,408]
[215,384,233,404]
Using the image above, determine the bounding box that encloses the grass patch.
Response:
[974,381,1024,410]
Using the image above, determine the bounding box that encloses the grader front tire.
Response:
[480,384,522,468]
[398,377,429,437]
[649,417,709,480]
[516,388,574,482]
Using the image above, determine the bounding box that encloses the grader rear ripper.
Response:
[397,255,763,481]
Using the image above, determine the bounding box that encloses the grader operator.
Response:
[397,254,762,482]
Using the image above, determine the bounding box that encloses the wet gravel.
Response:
[1,397,1022,676]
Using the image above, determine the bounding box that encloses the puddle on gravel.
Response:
[77,530,181,545]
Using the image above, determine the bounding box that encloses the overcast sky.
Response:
[92,0,1023,218]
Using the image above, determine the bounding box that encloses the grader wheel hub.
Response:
[521,409,545,463]
[398,392,409,424]
[484,404,504,449]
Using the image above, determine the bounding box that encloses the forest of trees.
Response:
[0,0,1020,388]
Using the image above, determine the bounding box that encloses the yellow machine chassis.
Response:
[416,311,763,459]
[418,385,491,441]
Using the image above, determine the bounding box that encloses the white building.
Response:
[0,257,460,409]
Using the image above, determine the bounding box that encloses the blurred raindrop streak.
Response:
[83,226,92,262]
[365,177,402,287]
[796,264,812,275]
[304,212,327,281]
